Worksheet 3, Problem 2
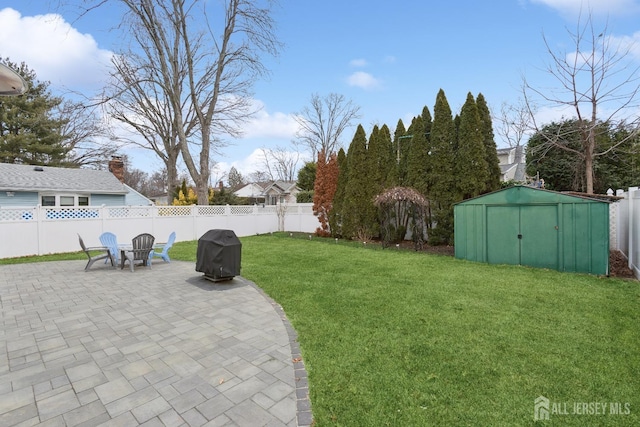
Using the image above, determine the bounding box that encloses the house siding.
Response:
[0,191,38,207]
[91,194,127,206]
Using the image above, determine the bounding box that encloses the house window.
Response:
[60,196,75,206]
[41,196,56,206]
[40,194,90,207]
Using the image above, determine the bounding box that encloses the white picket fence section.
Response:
[0,203,318,259]
[610,187,640,279]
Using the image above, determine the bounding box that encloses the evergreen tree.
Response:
[390,119,406,186]
[477,93,501,192]
[367,124,394,195]
[526,119,640,193]
[378,124,395,189]
[342,125,376,239]
[406,116,430,196]
[297,161,317,191]
[429,89,456,245]
[0,60,68,165]
[421,106,433,138]
[329,148,348,237]
[455,92,488,200]
[227,167,245,191]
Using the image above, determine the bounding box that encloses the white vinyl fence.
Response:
[0,203,318,259]
[610,187,640,279]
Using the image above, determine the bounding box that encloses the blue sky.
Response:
[1,0,640,180]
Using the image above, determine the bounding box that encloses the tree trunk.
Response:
[585,139,594,194]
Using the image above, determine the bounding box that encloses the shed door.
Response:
[520,205,558,270]
[486,205,558,269]
[487,206,520,265]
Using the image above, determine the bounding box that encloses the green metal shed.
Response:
[454,186,610,275]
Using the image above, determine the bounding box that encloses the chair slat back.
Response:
[99,232,119,258]
[132,233,155,260]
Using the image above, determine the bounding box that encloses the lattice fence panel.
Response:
[45,208,100,220]
[258,206,278,215]
[108,207,152,218]
[158,206,193,216]
[230,206,253,215]
[198,206,226,215]
[0,208,35,221]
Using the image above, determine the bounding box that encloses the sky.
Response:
[1,0,640,182]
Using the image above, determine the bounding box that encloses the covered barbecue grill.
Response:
[196,229,242,281]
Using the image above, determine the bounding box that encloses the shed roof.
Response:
[0,163,128,194]
[456,185,611,206]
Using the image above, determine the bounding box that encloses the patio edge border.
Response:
[244,277,314,427]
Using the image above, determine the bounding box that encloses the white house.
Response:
[496,146,527,183]
[234,180,300,205]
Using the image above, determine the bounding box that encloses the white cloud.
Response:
[384,55,397,64]
[349,58,368,67]
[214,149,265,179]
[608,31,640,61]
[347,71,381,90]
[242,107,301,139]
[529,0,640,16]
[0,7,113,93]
[215,147,312,179]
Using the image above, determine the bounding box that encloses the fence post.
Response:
[36,205,43,255]
[628,187,638,272]
[192,205,198,241]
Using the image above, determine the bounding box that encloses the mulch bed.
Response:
[609,250,635,278]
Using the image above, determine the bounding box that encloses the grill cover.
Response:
[196,229,242,280]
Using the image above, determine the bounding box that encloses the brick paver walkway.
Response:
[0,260,312,426]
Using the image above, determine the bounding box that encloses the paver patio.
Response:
[0,260,311,426]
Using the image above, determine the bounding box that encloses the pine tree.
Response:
[406,116,430,196]
[390,119,406,186]
[421,106,433,138]
[456,92,488,200]
[477,93,501,192]
[342,125,376,239]
[368,124,394,196]
[329,148,347,237]
[296,161,317,191]
[0,60,67,165]
[429,89,457,245]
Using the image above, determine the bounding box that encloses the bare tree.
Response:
[523,12,640,193]
[105,49,191,194]
[294,93,361,160]
[89,0,280,204]
[247,170,270,183]
[56,99,117,168]
[496,99,534,149]
[259,145,300,181]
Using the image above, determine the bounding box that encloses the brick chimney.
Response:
[108,156,125,183]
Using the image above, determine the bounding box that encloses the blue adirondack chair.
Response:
[99,232,120,264]
[150,231,176,263]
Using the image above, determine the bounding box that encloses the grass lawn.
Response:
[3,234,639,425]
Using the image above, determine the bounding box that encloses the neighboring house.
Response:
[262,181,299,205]
[234,180,300,205]
[497,145,527,183]
[0,161,153,208]
[234,183,266,204]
